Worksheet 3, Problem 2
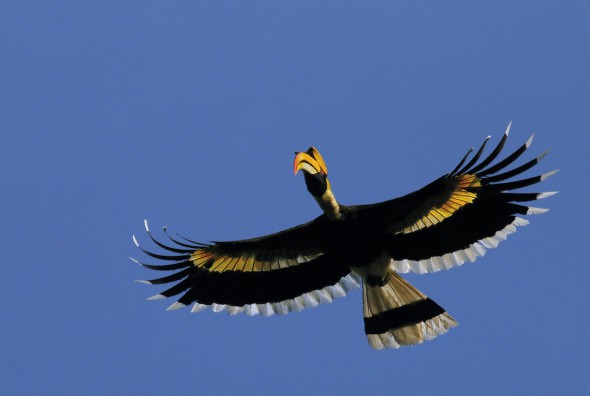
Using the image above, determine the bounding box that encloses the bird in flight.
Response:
[132,123,556,349]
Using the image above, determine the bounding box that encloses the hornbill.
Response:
[133,124,556,349]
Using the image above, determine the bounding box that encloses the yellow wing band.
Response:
[190,247,323,273]
[397,174,481,234]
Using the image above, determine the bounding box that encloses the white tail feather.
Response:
[363,270,457,349]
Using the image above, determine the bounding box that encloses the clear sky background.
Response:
[1,2,588,395]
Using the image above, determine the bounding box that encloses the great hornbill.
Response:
[133,124,556,349]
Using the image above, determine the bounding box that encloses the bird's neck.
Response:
[315,189,343,221]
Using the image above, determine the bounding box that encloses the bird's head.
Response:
[294,147,342,220]
[294,147,331,197]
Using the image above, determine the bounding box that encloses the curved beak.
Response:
[294,147,328,176]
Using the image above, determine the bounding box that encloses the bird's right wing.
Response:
[356,124,556,273]
[132,216,360,316]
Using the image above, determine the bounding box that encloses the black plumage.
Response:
[133,125,556,349]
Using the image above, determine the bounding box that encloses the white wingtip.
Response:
[147,294,166,301]
[513,216,530,226]
[191,303,208,313]
[144,219,150,232]
[527,206,549,215]
[536,149,549,163]
[132,235,140,247]
[135,280,152,285]
[537,191,558,199]
[505,121,512,136]
[525,133,535,148]
[166,302,186,311]
[540,170,559,181]
[129,256,141,265]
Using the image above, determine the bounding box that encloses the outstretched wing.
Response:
[132,216,360,316]
[360,123,557,273]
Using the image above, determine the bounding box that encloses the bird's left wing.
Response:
[356,125,557,274]
[132,216,360,316]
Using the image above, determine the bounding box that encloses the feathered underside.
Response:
[371,123,557,274]
[132,123,556,326]
[132,219,361,316]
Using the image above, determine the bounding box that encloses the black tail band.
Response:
[364,298,446,334]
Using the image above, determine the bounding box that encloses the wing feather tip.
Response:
[166,302,186,311]
[536,149,549,163]
[537,191,558,199]
[505,121,512,135]
[513,216,529,226]
[129,256,141,265]
[191,303,208,313]
[525,133,534,148]
[526,206,549,215]
[540,170,559,181]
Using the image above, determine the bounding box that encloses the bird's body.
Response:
[133,124,556,349]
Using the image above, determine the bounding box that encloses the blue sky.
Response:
[1,2,588,395]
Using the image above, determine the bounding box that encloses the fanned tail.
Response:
[363,269,457,349]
